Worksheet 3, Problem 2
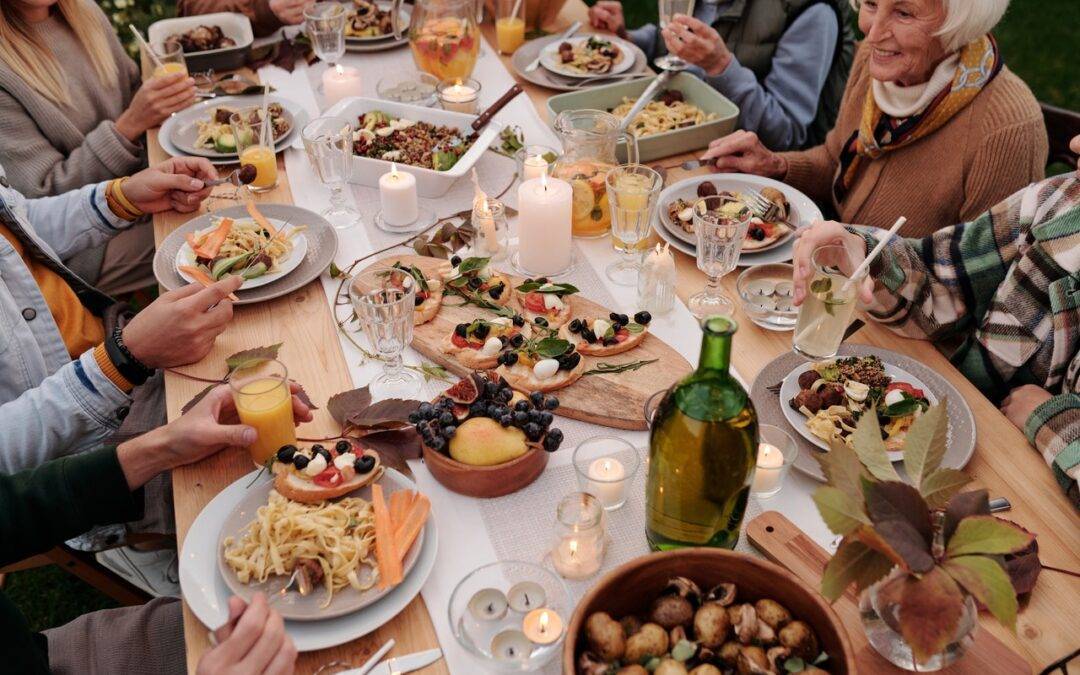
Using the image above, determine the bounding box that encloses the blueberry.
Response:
[529,391,545,407]
[634,311,652,325]
[450,255,462,266]
[355,454,376,473]
[503,352,519,366]
[513,410,529,426]
[509,333,525,348]
[468,277,482,289]
[496,387,514,403]
[514,400,530,412]
[473,323,490,340]
[293,454,310,470]
[534,317,549,327]
[439,411,454,426]
[454,323,469,337]
[543,396,559,410]
[439,397,455,410]
[523,423,543,442]
[414,422,427,435]
[527,410,543,424]
[277,445,297,462]
[469,402,486,416]
[442,425,457,439]
[484,381,500,398]
[487,403,503,418]
[429,436,446,452]
[568,319,582,333]
[511,314,525,327]
[539,411,554,427]
[543,430,563,452]
[408,411,421,424]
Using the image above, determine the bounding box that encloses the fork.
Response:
[743,187,798,231]
[268,564,313,604]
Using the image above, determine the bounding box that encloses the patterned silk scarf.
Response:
[832,35,1003,204]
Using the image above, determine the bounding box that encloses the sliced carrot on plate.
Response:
[389,490,411,527]
[178,265,240,301]
[393,493,430,565]
[245,201,277,237]
[372,484,402,588]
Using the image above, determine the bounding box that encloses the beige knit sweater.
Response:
[778,43,1047,238]
[0,5,143,198]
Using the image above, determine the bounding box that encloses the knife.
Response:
[525,21,582,72]
[362,648,443,675]
[617,68,676,132]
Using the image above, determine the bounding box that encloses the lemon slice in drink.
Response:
[571,179,595,221]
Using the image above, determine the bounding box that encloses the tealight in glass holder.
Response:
[437,77,481,114]
[515,145,559,183]
[750,424,798,499]
[472,196,509,262]
[572,436,641,511]
[548,493,607,580]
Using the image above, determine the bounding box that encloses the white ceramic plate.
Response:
[779,360,938,461]
[179,468,438,652]
[539,35,636,79]
[159,94,306,165]
[175,220,308,291]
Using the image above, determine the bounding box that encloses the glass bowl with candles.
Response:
[736,262,798,331]
[449,561,574,672]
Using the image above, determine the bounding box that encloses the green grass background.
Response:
[5,0,1076,635]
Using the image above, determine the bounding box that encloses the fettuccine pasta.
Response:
[222,490,378,607]
[612,97,718,138]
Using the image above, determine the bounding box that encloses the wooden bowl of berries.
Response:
[414,371,566,498]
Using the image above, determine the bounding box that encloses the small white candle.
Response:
[322,64,362,108]
[522,154,549,182]
[551,536,602,580]
[517,174,572,276]
[467,587,509,621]
[585,457,626,508]
[378,162,419,226]
[522,608,563,645]
[491,630,533,662]
[638,243,677,315]
[751,443,785,495]
[507,581,546,613]
[439,79,478,114]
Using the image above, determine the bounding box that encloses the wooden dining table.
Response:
[149,1,1079,672]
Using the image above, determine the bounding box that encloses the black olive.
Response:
[562,352,582,369]
[568,319,582,333]
[335,439,352,454]
[277,445,297,462]
[503,351,519,366]
[634,311,652,325]
[618,313,629,325]
[450,255,462,266]
[750,226,766,241]
[510,333,525,348]
[535,277,549,284]
[581,328,597,343]
[293,454,310,470]
[473,323,490,340]
[355,454,377,473]
[414,295,424,306]
[523,422,543,441]
[609,312,621,323]
[468,277,482,289]
[496,352,507,366]
[454,323,469,337]
[603,337,618,347]
[512,314,525,327]
[312,444,331,461]
[534,317,549,327]
[488,283,505,299]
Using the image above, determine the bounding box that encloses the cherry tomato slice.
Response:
[313,466,342,487]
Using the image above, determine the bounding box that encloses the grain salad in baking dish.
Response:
[352,111,472,171]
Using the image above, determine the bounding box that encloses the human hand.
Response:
[196,595,297,675]
[1001,385,1054,431]
[588,1,626,34]
[122,276,243,368]
[1072,134,1080,174]
[700,130,787,176]
[115,73,197,140]
[791,220,873,306]
[661,15,731,75]
[270,0,314,25]
[121,157,218,214]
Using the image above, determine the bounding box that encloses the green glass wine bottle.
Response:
[646,315,758,550]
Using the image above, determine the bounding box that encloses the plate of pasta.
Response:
[217,459,429,621]
[174,203,308,291]
[540,35,634,78]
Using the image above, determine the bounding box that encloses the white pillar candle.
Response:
[322,64,362,108]
[522,608,563,645]
[378,163,419,226]
[517,174,572,275]
[751,443,785,495]
[585,457,626,508]
[522,154,549,182]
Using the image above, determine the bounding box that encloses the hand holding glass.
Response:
[229,359,297,467]
[793,244,859,360]
[656,0,696,71]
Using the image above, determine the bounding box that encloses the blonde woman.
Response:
[0,0,197,292]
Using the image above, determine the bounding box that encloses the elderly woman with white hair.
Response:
[701,0,1047,238]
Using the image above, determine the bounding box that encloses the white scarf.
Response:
[871,52,959,118]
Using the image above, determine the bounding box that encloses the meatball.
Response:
[819,384,845,408]
[792,390,822,414]
[696,181,718,198]
[797,370,819,390]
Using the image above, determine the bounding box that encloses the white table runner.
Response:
[259,41,833,674]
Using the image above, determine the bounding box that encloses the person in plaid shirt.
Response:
[791,135,1080,506]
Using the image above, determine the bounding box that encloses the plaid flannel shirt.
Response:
[856,173,1080,504]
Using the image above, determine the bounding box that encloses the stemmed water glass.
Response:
[605,164,662,286]
[656,0,696,71]
[349,268,421,400]
[305,2,347,75]
[302,116,360,230]
[688,195,750,318]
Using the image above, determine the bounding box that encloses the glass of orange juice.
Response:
[229,359,297,467]
[495,0,526,55]
[150,41,188,79]
[229,107,278,192]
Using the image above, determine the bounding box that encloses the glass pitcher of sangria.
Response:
[404,0,482,82]
[551,109,640,238]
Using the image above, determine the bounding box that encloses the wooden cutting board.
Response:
[745,512,1032,674]
[357,255,693,430]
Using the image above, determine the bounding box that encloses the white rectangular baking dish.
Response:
[324,96,504,198]
[148,13,254,73]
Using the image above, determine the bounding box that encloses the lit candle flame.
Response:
[335,63,344,75]
[390,162,399,179]
[602,459,611,474]
[540,171,548,191]
[568,539,577,560]
[539,611,549,634]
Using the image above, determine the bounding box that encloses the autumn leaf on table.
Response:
[1001,523,1041,595]
[327,386,424,464]
[850,413,900,482]
[327,387,374,427]
[896,567,966,664]
[945,515,1035,558]
[812,486,868,537]
[820,538,894,601]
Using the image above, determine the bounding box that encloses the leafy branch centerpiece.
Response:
[813,404,1039,671]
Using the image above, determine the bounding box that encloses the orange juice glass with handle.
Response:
[229,359,297,467]
[230,107,279,192]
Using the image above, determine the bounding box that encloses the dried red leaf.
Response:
[896,567,966,664]
[1000,520,1042,595]
[327,387,373,427]
[943,489,990,543]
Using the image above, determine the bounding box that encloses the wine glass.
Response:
[656,0,696,71]
[605,164,662,286]
[688,195,750,319]
[349,269,420,399]
[302,116,360,230]
[305,2,347,70]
